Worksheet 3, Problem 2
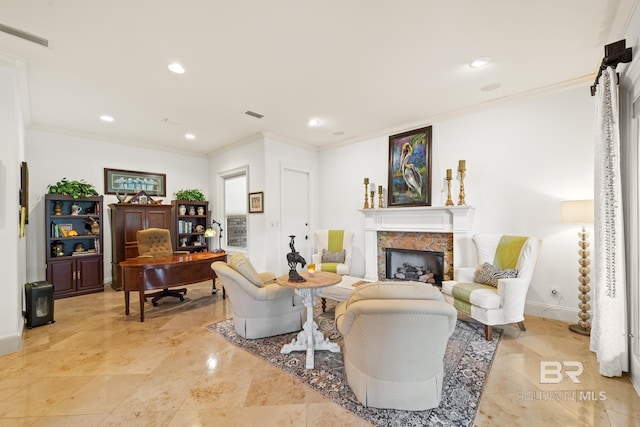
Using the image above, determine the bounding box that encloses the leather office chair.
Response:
[136,228,189,306]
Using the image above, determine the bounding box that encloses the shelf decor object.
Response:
[363,178,370,209]
[387,126,432,207]
[445,168,454,206]
[457,160,466,206]
[561,199,595,336]
[378,185,384,208]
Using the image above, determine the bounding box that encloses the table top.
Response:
[276,271,341,289]
[119,251,225,268]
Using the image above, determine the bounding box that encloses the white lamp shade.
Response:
[561,200,594,224]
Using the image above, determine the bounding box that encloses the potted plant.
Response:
[174,189,206,201]
[47,178,99,199]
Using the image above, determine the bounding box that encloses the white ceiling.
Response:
[0,1,635,155]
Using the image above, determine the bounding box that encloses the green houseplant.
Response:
[174,189,206,201]
[47,178,99,199]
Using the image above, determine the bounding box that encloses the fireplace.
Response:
[385,248,444,285]
[361,206,475,281]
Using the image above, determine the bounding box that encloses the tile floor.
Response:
[1,281,639,426]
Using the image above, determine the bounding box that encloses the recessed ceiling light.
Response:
[168,62,185,74]
[469,57,491,68]
[185,133,196,140]
[308,118,321,127]
[100,115,114,122]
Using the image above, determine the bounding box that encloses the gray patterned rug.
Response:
[207,303,501,426]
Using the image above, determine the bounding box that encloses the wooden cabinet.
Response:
[45,195,104,299]
[171,200,209,253]
[109,203,172,290]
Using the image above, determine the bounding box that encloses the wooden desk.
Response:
[277,271,341,369]
[120,251,226,321]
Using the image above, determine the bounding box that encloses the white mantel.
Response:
[360,206,476,280]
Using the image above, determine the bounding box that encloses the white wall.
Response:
[0,57,26,355]
[208,134,319,276]
[318,86,595,322]
[25,129,209,284]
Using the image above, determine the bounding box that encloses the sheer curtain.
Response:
[590,65,629,377]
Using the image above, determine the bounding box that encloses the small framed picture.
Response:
[59,224,73,237]
[248,191,264,213]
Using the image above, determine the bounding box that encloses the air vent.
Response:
[0,23,48,47]
[244,110,264,119]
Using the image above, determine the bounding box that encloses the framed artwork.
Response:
[387,126,432,207]
[59,224,73,237]
[104,168,166,196]
[248,191,264,213]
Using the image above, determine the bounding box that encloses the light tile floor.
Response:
[1,282,639,426]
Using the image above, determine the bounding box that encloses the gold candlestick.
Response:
[458,168,466,206]
[378,186,384,208]
[370,191,375,209]
[363,178,370,209]
[445,176,454,206]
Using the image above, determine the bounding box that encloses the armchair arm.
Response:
[258,271,276,284]
[496,277,530,322]
[260,282,296,301]
[311,253,322,265]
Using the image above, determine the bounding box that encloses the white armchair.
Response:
[441,234,542,340]
[311,229,354,275]
[335,281,457,410]
[211,254,304,339]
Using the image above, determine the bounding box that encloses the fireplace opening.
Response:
[385,248,444,285]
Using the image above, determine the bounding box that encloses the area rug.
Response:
[207,304,501,426]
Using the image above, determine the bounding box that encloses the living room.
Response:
[1,2,640,425]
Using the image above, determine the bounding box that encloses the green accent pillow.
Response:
[474,262,517,287]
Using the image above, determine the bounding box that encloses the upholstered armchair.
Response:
[441,234,542,340]
[211,254,304,339]
[136,228,190,306]
[335,281,457,411]
[311,229,354,275]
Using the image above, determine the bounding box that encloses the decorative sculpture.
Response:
[287,235,306,282]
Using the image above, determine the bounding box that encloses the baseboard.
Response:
[525,301,583,323]
[0,332,23,356]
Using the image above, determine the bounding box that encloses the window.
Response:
[222,170,247,249]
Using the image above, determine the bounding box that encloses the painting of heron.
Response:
[387,126,432,207]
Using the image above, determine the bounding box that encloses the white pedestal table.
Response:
[277,271,341,369]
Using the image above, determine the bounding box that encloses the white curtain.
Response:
[590,66,629,377]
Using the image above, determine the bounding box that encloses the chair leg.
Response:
[484,325,493,341]
[322,297,327,312]
[517,321,526,332]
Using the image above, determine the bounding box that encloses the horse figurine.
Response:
[287,235,306,282]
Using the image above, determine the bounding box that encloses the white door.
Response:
[281,167,311,267]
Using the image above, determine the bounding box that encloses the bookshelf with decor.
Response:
[45,194,104,299]
[171,200,209,252]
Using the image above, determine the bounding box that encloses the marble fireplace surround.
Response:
[361,206,475,281]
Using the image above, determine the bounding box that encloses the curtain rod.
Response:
[590,39,633,96]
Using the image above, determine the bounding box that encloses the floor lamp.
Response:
[561,200,594,336]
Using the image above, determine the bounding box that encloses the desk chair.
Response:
[136,228,189,306]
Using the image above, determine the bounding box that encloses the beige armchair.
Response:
[211,254,304,339]
[335,281,457,411]
[136,228,190,306]
[441,234,542,340]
